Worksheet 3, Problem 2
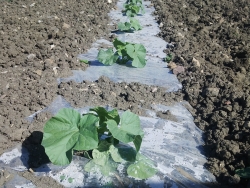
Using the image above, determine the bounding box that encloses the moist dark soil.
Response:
[0,0,249,187]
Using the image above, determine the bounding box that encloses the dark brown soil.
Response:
[151,0,250,187]
[0,0,249,187]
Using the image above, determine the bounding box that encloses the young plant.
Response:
[79,59,89,64]
[97,38,147,68]
[118,18,142,32]
[235,167,250,178]
[42,107,157,180]
[164,53,173,63]
[123,1,145,17]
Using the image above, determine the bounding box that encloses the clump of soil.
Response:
[151,0,250,187]
[57,76,183,116]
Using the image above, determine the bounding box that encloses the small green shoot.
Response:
[118,18,142,32]
[68,177,74,183]
[123,1,145,17]
[79,59,89,64]
[235,167,250,178]
[42,107,156,180]
[164,53,173,63]
[60,175,65,181]
[97,38,146,68]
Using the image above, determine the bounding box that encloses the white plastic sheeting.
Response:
[59,0,182,92]
[0,101,216,187]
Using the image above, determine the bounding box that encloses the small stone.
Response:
[172,66,185,75]
[151,87,157,93]
[192,57,200,67]
[62,23,70,29]
[167,61,177,69]
[34,70,42,76]
[159,22,163,28]
[244,121,250,129]
[204,88,220,97]
[111,91,116,97]
[27,54,36,59]
[53,67,59,75]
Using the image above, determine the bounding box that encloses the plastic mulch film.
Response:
[58,0,182,92]
[0,101,216,187]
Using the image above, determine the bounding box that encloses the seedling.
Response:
[97,38,147,68]
[164,53,173,63]
[79,59,89,64]
[118,18,142,32]
[123,1,145,17]
[42,107,157,180]
[235,167,250,178]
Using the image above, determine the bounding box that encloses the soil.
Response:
[151,0,250,187]
[0,0,249,187]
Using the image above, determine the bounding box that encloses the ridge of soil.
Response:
[151,0,250,187]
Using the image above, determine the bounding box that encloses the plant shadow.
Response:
[21,131,50,169]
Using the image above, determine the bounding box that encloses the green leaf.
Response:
[126,43,146,68]
[90,107,120,134]
[41,109,99,165]
[99,160,118,176]
[130,18,142,30]
[118,146,137,162]
[60,175,65,181]
[68,178,74,183]
[85,158,118,176]
[127,153,157,179]
[84,160,96,172]
[235,167,250,178]
[98,140,112,152]
[92,149,109,166]
[97,48,119,66]
[133,135,143,152]
[109,145,124,163]
[113,38,127,56]
[79,59,89,64]
[106,110,144,152]
[42,108,81,165]
[73,114,99,151]
[118,22,131,31]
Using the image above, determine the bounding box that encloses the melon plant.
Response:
[97,38,147,68]
[123,0,145,17]
[118,18,142,32]
[42,107,157,179]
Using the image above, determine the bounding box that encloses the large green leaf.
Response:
[126,43,146,68]
[73,114,99,151]
[109,145,124,163]
[127,153,157,179]
[42,108,99,165]
[235,167,250,178]
[106,110,144,152]
[97,48,119,65]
